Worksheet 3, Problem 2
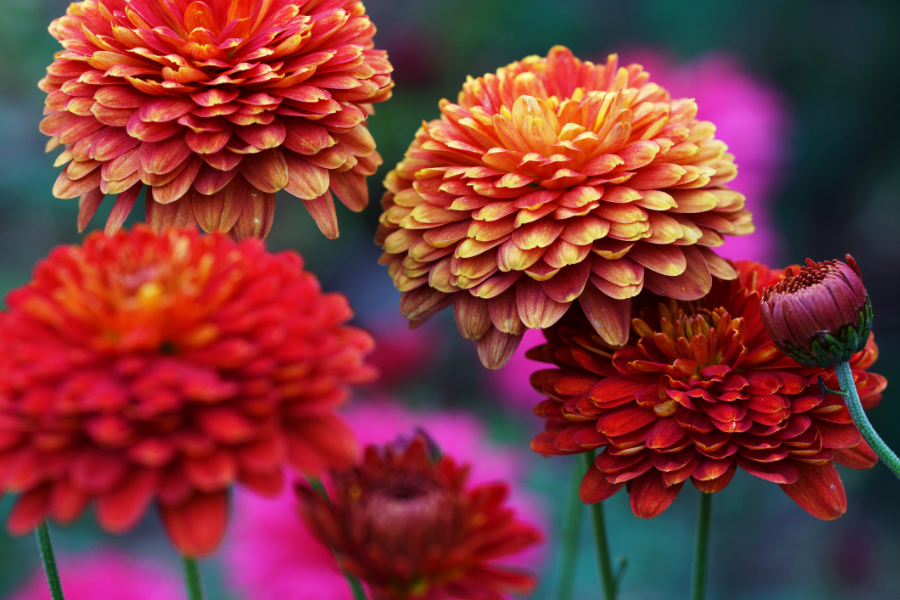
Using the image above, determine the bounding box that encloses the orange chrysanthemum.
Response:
[0,227,376,556]
[530,261,886,520]
[41,0,393,240]
[297,436,543,600]
[377,46,751,369]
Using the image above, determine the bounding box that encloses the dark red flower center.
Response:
[357,471,460,542]
[765,259,836,297]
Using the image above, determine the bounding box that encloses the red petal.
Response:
[580,461,623,503]
[159,491,229,557]
[578,282,630,346]
[516,277,570,329]
[542,261,592,303]
[96,468,160,533]
[779,462,847,520]
[241,148,289,193]
[643,245,712,301]
[192,181,247,233]
[77,188,105,233]
[629,471,683,519]
[476,327,524,370]
[237,470,284,497]
[7,485,51,536]
[691,461,737,493]
[285,153,329,200]
[140,134,191,175]
[303,190,339,239]
[230,187,275,240]
[105,184,142,236]
[329,170,368,212]
[833,441,878,470]
[146,193,196,232]
[598,405,657,437]
[285,414,357,476]
[645,417,687,449]
[49,480,90,524]
[737,456,799,484]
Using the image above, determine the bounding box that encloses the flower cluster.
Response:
[40,0,393,239]
[530,261,885,519]
[377,45,752,368]
[0,227,375,555]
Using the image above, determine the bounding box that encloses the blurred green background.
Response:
[3,0,900,599]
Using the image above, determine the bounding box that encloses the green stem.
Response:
[307,477,369,600]
[182,557,204,600]
[557,462,585,600]
[690,492,713,600]
[35,522,65,600]
[836,361,900,480]
[580,451,617,600]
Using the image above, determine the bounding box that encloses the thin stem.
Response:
[557,462,585,600]
[182,556,204,600]
[307,477,369,600]
[35,522,65,600]
[580,451,617,600]
[690,492,713,600]
[835,361,900,479]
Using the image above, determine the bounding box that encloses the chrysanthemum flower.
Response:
[530,261,886,520]
[0,227,376,556]
[224,400,546,600]
[40,0,393,240]
[297,434,543,600]
[377,46,751,369]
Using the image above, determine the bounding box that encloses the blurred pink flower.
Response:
[222,399,547,600]
[487,50,790,414]
[365,317,441,388]
[9,550,182,600]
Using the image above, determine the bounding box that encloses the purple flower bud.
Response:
[760,255,872,367]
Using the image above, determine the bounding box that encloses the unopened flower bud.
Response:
[760,255,872,367]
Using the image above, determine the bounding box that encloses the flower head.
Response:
[377,46,752,369]
[0,227,375,556]
[530,261,886,520]
[761,255,872,367]
[10,549,182,600]
[297,433,543,600]
[40,0,393,239]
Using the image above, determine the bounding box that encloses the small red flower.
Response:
[530,261,886,520]
[0,227,376,556]
[40,0,393,239]
[761,255,872,367]
[297,436,543,600]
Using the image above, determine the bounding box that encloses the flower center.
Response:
[766,259,836,296]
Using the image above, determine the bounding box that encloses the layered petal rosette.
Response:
[0,227,376,556]
[377,46,751,369]
[40,0,393,239]
[297,435,543,600]
[530,261,886,520]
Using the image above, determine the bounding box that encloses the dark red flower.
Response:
[297,436,543,600]
[530,261,886,519]
[40,0,393,239]
[761,255,872,367]
[0,227,376,556]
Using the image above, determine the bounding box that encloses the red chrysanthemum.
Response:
[40,0,393,240]
[376,46,751,369]
[297,436,543,600]
[0,227,376,556]
[530,261,887,519]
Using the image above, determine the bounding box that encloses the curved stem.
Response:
[35,522,65,600]
[580,451,617,600]
[836,361,900,479]
[690,492,713,600]
[182,557,204,600]
[557,462,585,600]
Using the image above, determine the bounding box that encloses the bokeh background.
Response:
[3,0,900,599]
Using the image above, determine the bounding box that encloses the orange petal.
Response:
[454,293,491,340]
[285,153,329,200]
[516,277,570,329]
[578,282,630,346]
[476,327,524,370]
[329,170,368,212]
[230,188,275,240]
[192,181,247,233]
[629,472,683,519]
[77,188,105,233]
[241,148,289,193]
[779,462,847,520]
[105,184,142,236]
[642,245,712,301]
[303,190,339,239]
